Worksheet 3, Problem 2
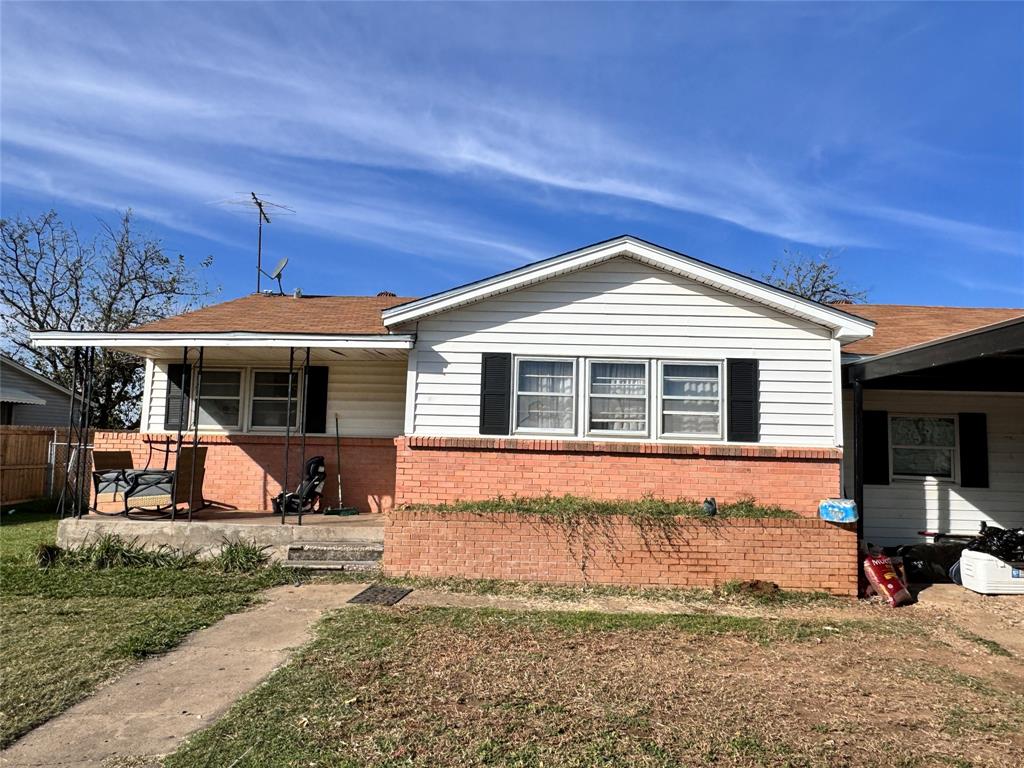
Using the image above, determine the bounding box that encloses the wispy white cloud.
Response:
[1,0,1020,273]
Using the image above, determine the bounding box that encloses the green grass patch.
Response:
[0,502,294,747]
[410,493,797,520]
[959,632,1013,658]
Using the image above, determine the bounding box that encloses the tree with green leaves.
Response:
[762,249,867,304]
[0,209,214,428]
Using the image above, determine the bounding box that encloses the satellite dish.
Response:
[260,257,289,295]
[269,257,288,280]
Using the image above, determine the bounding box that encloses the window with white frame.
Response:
[660,362,722,438]
[514,358,575,432]
[250,370,300,429]
[195,370,242,428]
[587,360,648,434]
[890,415,957,480]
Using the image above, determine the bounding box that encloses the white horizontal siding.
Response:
[408,256,838,446]
[145,359,405,438]
[842,391,1024,546]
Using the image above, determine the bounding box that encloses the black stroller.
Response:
[273,456,326,524]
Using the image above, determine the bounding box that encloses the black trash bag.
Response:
[965,525,1024,562]
[896,542,968,583]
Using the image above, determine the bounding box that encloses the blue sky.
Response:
[2,2,1022,306]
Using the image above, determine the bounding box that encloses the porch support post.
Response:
[282,347,295,524]
[73,347,95,520]
[57,348,81,519]
[188,347,204,523]
[171,346,189,522]
[298,347,310,526]
[852,374,865,542]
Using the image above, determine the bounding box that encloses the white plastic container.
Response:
[959,549,1024,595]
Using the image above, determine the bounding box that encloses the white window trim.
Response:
[191,367,244,431]
[889,413,959,483]
[585,358,650,438]
[656,359,725,441]
[248,368,304,433]
[512,356,577,435]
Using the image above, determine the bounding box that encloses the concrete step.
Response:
[286,541,383,562]
[282,559,381,574]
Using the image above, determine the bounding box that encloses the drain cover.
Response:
[347,585,412,606]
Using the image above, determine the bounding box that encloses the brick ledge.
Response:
[400,436,841,460]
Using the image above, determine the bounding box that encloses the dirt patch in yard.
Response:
[167,607,1024,768]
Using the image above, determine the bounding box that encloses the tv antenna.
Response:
[208,192,295,292]
[260,257,289,296]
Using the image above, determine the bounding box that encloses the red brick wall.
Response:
[91,431,396,512]
[385,510,858,595]
[395,437,841,517]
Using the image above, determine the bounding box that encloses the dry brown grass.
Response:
[167,607,1024,768]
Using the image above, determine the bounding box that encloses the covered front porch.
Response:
[846,316,1024,547]
[31,328,413,522]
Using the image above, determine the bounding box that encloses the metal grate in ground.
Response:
[347,585,412,606]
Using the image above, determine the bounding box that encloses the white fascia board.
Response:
[381,236,875,342]
[30,331,416,350]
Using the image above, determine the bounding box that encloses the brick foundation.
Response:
[385,510,858,595]
[91,431,396,513]
[395,437,841,517]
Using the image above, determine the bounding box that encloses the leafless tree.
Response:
[0,210,214,427]
[762,248,867,304]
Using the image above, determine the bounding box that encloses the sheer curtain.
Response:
[589,362,647,433]
[516,360,574,431]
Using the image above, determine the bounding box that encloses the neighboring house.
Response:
[30,236,1024,547]
[0,354,73,427]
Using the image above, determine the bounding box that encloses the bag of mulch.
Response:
[863,554,913,607]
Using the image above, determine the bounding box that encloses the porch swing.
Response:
[120,347,211,520]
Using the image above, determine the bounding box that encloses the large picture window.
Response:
[250,370,300,429]
[587,360,648,435]
[660,362,722,438]
[514,358,575,432]
[890,415,957,480]
[195,370,242,428]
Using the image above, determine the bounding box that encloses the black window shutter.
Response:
[164,363,192,430]
[959,413,989,488]
[479,353,512,435]
[304,366,329,434]
[863,410,890,485]
[726,359,759,442]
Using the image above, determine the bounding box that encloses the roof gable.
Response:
[383,236,875,342]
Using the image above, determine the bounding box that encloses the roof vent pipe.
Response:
[293,287,302,299]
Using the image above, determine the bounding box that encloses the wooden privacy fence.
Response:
[0,427,94,504]
[0,427,53,504]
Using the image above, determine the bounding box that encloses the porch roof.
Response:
[846,315,1024,386]
[30,330,415,360]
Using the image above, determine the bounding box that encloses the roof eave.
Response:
[382,236,875,340]
[30,331,416,350]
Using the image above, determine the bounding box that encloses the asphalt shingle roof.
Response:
[129,294,416,335]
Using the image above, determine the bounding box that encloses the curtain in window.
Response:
[589,362,647,432]
[516,360,574,430]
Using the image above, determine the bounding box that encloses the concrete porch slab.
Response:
[56,513,384,561]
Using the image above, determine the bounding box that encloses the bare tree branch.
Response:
[761,248,867,305]
[0,209,215,427]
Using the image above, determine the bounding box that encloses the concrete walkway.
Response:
[0,583,366,768]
